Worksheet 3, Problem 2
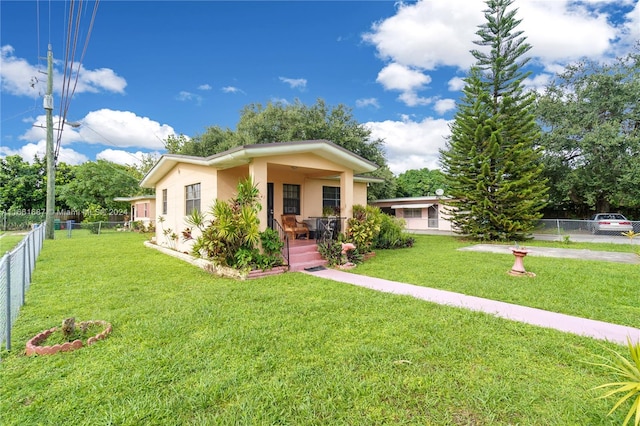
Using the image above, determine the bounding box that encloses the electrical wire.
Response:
[54,0,100,164]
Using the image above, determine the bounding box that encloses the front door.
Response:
[267,182,274,228]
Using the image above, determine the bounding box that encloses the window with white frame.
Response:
[162,189,167,215]
[185,183,201,215]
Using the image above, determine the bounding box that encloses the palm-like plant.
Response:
[591,338,640,426]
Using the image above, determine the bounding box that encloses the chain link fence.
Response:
[536,219,640,236]
[1,223,46,356]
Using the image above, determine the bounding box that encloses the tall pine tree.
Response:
[440,0,547,241]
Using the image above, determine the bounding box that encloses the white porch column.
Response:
[340,169,354,229]
[249,158,268,232]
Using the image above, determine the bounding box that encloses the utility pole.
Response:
[44,44,55,240]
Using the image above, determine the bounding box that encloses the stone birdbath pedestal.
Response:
[508,247,535,277]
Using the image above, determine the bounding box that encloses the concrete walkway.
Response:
[304,267,640,346]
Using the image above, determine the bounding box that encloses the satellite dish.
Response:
[435,188,444,196]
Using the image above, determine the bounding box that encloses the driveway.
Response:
[458,244,640,264]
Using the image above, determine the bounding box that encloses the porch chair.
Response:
[281,214,310,240]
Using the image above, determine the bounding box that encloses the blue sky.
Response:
[1,0,638,175]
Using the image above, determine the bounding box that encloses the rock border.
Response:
[144,241,287,279]
[25,320,112,356]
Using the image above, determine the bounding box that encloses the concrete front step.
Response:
[288,241,326,272]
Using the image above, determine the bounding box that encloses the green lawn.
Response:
[0,231,634,425]
[355,235,640,328]
[0,232,29,254]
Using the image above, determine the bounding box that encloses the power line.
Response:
[54,0,100,162]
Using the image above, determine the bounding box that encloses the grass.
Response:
[0,230,634,424]
[0,231,29,254]
[355,235,640,328]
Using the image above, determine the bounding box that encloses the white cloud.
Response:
[363,1,480,70]
[21,110,174,151]
[523,73,554,95]
[20,115,86,146]
[0,139,88,165]
[448,76,466,92]
[363,0,631,107]
[279,77,307,90]
[376,63,431,91]
[434,98,456,115]
[377,63,433,106]
[364,1,626,72]
[75,66,127,94]
[176,91,202,104]
[78,109,175,150]
[622,2,640,46]
[0,45,126,97]
[198,84,212,90]
[355,98,380,109]
[365,116,451,175]
[96,149,161,167]
[222,86,245,94]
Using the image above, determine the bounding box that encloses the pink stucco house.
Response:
[114,195,156,229]
[370,196,453,232]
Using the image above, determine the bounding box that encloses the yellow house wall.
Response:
[151,151,371,248]
[264,153,343,174]
[155,163,217,252]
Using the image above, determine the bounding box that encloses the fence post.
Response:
[4,253,11,351]
[22,238,28,305]
[556,219,561,235]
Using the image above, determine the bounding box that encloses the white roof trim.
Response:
[140,140,378,188]
[390,203,434,209]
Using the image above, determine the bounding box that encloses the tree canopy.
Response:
[395,168,448,198]
[0,155,75,212]
[58,160,143,211]
[440,0,548,241]
[165,98,395,200]
[536,52,640,217]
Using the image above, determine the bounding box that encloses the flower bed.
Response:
[25,320,112,356]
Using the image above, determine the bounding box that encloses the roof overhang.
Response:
[140,140,379,188]
[390,203,434,209]
[114,195,156,202]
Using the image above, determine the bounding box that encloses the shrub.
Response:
[347,205,382,253]
[187,177,283,270]
[374,214,415,249]
[317,238,344,267]
[259,228,285,269]
[591,338,640,426]
[82,204,108,234]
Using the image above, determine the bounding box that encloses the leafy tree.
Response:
[440,0,548,241]
[166,98,395,199]
[58,160,141,211]
[0,155,45,211]
[165,130,236,158]
[536,52,640,216]
[395,168,448,197]
[0,155,76,217]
